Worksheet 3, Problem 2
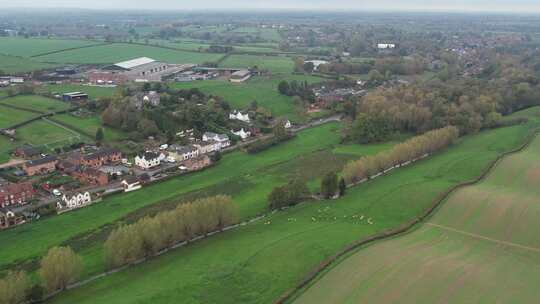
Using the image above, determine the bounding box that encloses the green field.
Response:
[294,127,540,304]
[53,114,128,142]
[34,43,225,64]
[0,105,38,128]
[0,136,16,164]
[45,109,540,303]
[0,37,101,57]
[0,95,71,113]
[0,54,58,74]
[171,74,324,120]
[38,84,118,99]
[16,119,81,147]
[220,54,294,73]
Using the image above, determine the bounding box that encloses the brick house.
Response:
[71,148,122,168]
[71,167,109,186]
[13,145,41,159]
[0,182,35,208]
[184,155,212,171]
[23,156,58,176]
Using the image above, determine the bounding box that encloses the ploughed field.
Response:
[46,109,540,303]
[294,117,540,304]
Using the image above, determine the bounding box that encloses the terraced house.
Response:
[22,156,58,176]
[0,182,35,208]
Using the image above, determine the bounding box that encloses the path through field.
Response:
[294,133,540,304]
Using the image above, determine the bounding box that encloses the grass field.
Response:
[171,74,324,120]
[52,114,128,142]
[34,43,225,64]
[0,136,16,164]
[15,119,81,148]
[0,105,39,128]
[38,84,119,99]
[0,95,71,113]
[220,54,294,73]
[0,37,101,57]
[45,109,540,304]
[0,54,58,74]
[294,125,540,304]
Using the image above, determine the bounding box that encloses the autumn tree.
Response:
[39,246,82,293]
[0,271,30,304]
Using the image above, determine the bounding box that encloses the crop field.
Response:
[294,128,540,304]
[33,43,225,64]
[39,84,119,99]
[220,54,294,73]
[171,74,324,120]
[52,114,128,142]
[44,109,540,304]
[0,37,102,57]
[0,95,71,113]
[0,54,58,74]
[0,105,39,128]
[15,119,82,148]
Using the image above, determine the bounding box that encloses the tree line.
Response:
[0,246,82,304]
[104,195,238,268]
[343,126,459,185]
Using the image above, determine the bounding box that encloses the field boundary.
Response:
[275,127,540,304]
[30,42,113,58]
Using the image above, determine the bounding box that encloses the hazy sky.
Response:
[2,0,540,13]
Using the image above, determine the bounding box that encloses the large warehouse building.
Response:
[87,57,194,84]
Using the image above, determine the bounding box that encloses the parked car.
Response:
[52,189,62,196]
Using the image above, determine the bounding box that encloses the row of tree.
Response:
[0,246,82,304]
[343,126,459,185]
[104,195,238,268]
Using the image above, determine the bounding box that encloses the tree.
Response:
[278,81,290,95]
[95,127,104,144]
[321,172,338,199]
[303,62,315,73]
[39,246,82,293]
[273,121,288,139]
[268,180,309,210]
[137,118,160,137]
[338,178,347,197]
[0,271,30,304]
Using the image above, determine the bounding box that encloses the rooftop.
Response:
[114,57,156,70]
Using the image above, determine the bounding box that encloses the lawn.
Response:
[34,43,225,64]
[15,119,82,148]
[0,136,16,164]
[0,37,101,57]
[45,108,540,304]
[0,95,71,113]
[0,122,391,275]
[0,105,38,128]
[220,54,294,73]
[0,54,58,74]
[38,84,119,99]
[52,114,128,142]
[294,127,540,304]
[170,74,324,120]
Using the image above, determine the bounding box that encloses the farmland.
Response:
[0,95,71,113]
[0,54,58,74]
[0,136,16,164]
[294,123,540,304]
[0,105,39,128]
[0,37,102,57]
[33,43,225,64]
[45,108,540,304]
[220,54,294,73]
[170,74,324,120]
[52,114,128,142]
[15,119,83,148]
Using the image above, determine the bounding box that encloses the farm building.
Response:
[62,92,89,103]
[87,57,194,84]
[230,70,251,83]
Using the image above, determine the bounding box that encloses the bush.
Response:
[268,180,310,210]
[245,134,295,154]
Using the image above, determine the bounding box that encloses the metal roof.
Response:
[114,57,156,70]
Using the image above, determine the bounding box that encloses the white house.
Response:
[135,151,161,169]
[231,128,251,140]
[56,192,92,212]
[203,132,231,149]
[284,120,292,129]
[121,176,142,192]
[229,111,250,123]
[169,145,200,161]
[377,43,396,49]
[194,141,221,154]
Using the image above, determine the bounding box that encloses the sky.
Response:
[1,0,540,13]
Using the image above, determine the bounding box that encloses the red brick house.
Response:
[23,156,58,176]
[82,148,122,167]
[184,155,212,171]
[71,167,109,186]
[0,182,35,208]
